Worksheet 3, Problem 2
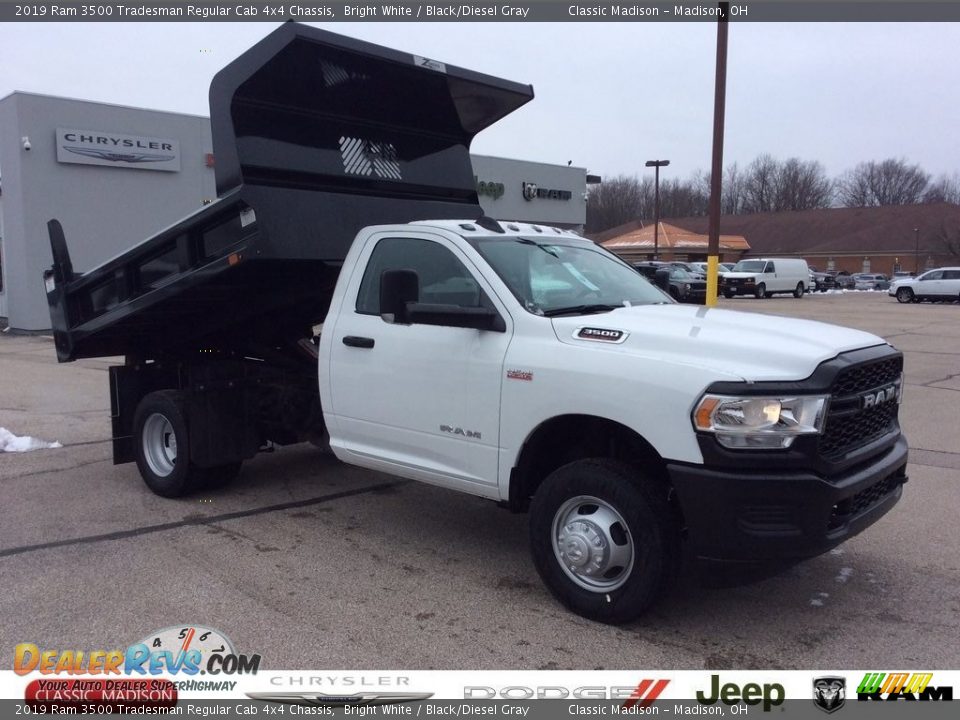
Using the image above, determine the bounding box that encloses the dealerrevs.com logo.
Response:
[14,625,260,677]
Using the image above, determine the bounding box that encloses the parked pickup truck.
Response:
[44,24,908,623]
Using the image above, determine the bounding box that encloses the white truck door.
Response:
[327,232,511,495]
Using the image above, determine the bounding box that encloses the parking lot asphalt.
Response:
[1,291,958,670]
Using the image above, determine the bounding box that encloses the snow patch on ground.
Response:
[0,427,63,453]
[835,567,854,583]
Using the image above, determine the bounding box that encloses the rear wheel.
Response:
[133,390,241,497]
[895,287,914,304]
[529,459,679,624]
[754,283,766,299]
[793,282,805,298]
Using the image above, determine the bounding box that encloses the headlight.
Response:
[692,394,829,449]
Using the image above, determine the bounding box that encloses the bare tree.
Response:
[741,154,779,213]
[722,162,745,215]
[585,175,651,233]
[772,158,834,211]
[924,174,960,205]
[836,158,930,207]
[658,176,709,219]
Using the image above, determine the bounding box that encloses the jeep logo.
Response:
[861,384,898,409]
[697,674,785,712]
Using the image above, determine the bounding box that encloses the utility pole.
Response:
[706,3,730,307]
[645,160,669,260]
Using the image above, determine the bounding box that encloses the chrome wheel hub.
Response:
[143,413,177,477]
[552,495,635,592]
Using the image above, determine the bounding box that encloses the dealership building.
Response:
[0,92,589,331]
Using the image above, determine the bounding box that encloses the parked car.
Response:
[721,258,811,298]
[888,267,960,303]
[830,271,856,290]
[811,272,838,292]
[633,262,706,303]
[666,261,705,280]
[690,261,734,277]
[853,273,890,291]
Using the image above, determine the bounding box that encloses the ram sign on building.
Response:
[0,92,587,331]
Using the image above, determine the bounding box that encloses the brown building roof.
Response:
[599,222,749,253]
[659,203,960,257]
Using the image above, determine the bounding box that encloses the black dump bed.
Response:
[45,22,533,362]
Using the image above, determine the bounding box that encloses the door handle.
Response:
[342,336,375,349]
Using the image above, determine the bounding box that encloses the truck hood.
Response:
[722,272,761,280]
[551,304,886,382]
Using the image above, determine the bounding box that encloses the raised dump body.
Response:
[45,22,533,362]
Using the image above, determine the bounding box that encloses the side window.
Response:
[942,270,960,280]
[356,237,482,315]
[765,262,776,273]
[922,271,943,281]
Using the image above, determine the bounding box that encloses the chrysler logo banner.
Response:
[56,128,181,172]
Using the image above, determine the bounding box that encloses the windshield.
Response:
[469,237,671,315]
[670,268,693,280]
[733,260,766,273]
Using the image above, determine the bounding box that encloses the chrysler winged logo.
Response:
[63,146,175,164]
[813,677,845,714]
[247,692,433,708]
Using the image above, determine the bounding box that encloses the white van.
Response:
[721,258,811,299]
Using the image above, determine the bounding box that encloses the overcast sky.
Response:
[1,21,958,182]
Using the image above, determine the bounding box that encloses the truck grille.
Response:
[832,356,902,396]
[819,355,903,461]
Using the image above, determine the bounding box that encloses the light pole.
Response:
[914,227,920,275]
[645,159,670,260]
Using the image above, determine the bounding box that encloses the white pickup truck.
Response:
[45,24,908,623]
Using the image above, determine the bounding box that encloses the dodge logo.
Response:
[861,384,898,410]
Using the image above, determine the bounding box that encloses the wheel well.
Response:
[508,415,673,513]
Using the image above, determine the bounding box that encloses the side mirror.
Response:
[380,269,419,323]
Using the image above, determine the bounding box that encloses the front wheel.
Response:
[895,287,914,304]
[794,282,805,298]
[529,459,679,624]
[723,290,735,299]
[754,283,766,299]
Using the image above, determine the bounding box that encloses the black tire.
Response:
[754,283,766,299]
[669,287,681,301]
[133,390,236,497]
[793,282,805,298]
[895,287,914,304]
[723,290,735,299]
[529,459,679,624]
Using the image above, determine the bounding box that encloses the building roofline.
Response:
[0,90,211,121]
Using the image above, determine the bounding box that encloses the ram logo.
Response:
[440,425,481,440]
[861,385,898,409]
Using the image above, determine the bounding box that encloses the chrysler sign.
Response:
[56,128,181,172]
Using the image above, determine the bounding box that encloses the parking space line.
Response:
[0,479,408,559]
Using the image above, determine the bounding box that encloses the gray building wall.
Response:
[0,93,586,331]
[0,93,215,330]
